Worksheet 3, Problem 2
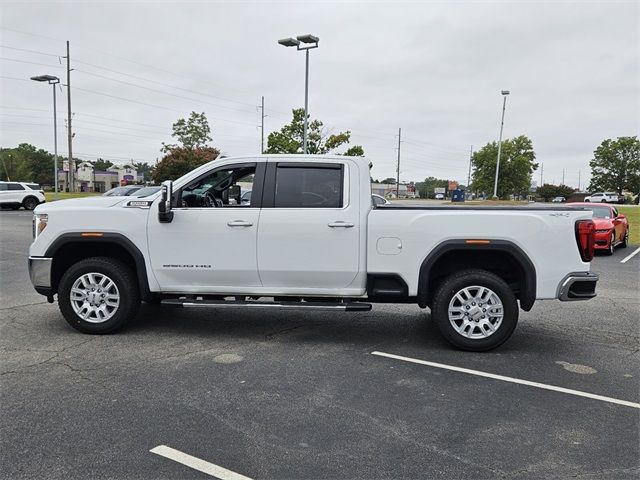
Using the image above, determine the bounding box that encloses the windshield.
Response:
[589,206,612,218]
[104,186,141,196]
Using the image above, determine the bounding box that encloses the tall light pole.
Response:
[31,74,60,200]
[278,34,319,154]
[493,90,510,199]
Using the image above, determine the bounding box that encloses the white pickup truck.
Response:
[28,155,599,351]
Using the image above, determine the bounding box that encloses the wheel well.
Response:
[22,195,38,204]
[418,242,536,311]
[51,242,136,292]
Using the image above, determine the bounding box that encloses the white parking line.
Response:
[150,445,253,480]
[372,351,640,409]
[620,246,640,263]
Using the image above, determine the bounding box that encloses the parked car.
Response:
[552,196,566,203]
[0,181,45,210]
[103,185,144,197]
[372,194,389,206]
[435,193,445,200]
[130,186,161,197]
[584,192,619,203]
[567,202,629,255]
[29,155,599,351]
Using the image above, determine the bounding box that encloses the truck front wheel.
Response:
[58,257,140,334]
[431,269,518,351]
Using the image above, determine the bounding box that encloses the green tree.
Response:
[536,183,575,202]
[132,161,152,180]
[162,111,212,153]
[471,135,538,199]
[92,158,114,171]
[154,112,219,182]
[151,147,220,183]
[588,136,640,195]
[0,144,54,185]
[379,177,396,184]
[415,176,449,199]
[266,108,364,156]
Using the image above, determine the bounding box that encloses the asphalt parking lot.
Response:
[1,209,639,479]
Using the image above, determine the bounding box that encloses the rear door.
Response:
[257,160,360,290]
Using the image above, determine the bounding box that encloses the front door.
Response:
[257,161,361,290]
[147,162,264,292]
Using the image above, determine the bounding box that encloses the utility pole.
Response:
[493,90,510,199]
[65,40,74,192]
[396,128,401,199]
[467,145,473,197]
[260,95,265,154]
[578,170,581,190]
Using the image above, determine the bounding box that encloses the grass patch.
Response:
[618,206,639,246]
[45,192,100,202]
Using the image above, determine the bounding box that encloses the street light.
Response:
[278,33,319,154]
[31,74,60,199]
[492,90,510,199]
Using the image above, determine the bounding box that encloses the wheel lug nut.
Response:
[471,302,475,306]
[482,308,486,312]
[466,306,470,310]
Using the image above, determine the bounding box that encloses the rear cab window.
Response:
[273,163,344,208]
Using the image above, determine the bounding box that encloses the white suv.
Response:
[584,192,619,203]
[0,182,46,210]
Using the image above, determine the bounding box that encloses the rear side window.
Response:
[0,184,7,191]
[8,183,24,191]
[274,165,343,208]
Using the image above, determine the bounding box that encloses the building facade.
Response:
[57,163,144,192]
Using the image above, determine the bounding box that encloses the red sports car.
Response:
[567,203,630,255]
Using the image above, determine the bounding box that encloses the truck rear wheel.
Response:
[58,256,140,334]
[431,269,518,351]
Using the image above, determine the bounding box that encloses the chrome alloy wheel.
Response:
[448,286,504,339]
[70,272,120,323]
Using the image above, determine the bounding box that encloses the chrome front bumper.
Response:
[28,256,52,289]
[557,272,599,301]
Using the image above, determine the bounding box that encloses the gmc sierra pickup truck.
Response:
[28,155,599,351]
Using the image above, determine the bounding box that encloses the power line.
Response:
[74,68,258,114]
[0,57,63,69]
[0,45,61,57]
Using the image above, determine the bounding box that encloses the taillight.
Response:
[575,220,595,262]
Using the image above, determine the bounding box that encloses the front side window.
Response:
[180,164,256,208]
[26,184,40,190]
[274,165,343,208]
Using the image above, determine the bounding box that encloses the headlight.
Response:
[33,213,48,240]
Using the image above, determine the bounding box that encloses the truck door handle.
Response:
[227,220,253,227]
[328,221,354,228]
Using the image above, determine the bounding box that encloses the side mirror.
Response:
[618,214,626,219]
[158,180,174,223]
[228,184,241,204]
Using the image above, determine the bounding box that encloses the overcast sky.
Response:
[1,0,638,187]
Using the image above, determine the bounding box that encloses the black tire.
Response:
[22,196,39,210]
[620,230,628,248]
[584,199,590,202]
[603,232,615,255]
[58,256,140,334]
[431,269,519,351]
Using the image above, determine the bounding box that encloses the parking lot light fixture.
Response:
[278,33,319,154]
[31,74,60,200]
[493,90,510,199]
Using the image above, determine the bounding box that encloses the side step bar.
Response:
[161,298,372,312]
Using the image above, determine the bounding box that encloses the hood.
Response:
[592,217,614,229]
[34,196,125,213]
